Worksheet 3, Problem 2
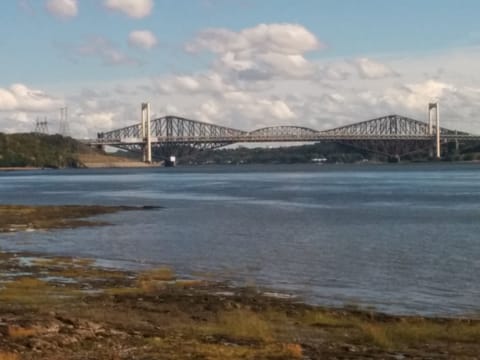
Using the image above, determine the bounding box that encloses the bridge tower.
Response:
[141,102,152,163]
[428,102,441,159]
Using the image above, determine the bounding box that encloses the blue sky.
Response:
[1,0,480,136]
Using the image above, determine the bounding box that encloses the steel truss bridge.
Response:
[88,114,480,160]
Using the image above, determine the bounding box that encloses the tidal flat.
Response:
[0,205,159,233]
[0,205,479,359]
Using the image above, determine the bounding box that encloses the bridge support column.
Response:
[454,130,459,154]
[141,102,152,163]
[428,102,441,159]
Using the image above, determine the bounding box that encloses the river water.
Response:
[0,163,479,316]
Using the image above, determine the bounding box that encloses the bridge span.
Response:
[85,103,480,162]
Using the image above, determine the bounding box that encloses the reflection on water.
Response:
[1,163,480,316]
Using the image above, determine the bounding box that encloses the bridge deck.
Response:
[84,133,480,146]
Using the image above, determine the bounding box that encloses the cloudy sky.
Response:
[2,0,480,137]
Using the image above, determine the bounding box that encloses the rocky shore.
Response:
[0,205,160,233]
[0,205,479,359]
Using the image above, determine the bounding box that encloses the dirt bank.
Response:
[78,153,161,168]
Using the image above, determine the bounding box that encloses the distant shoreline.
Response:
[0,166,41,171]
[1,160,479,172]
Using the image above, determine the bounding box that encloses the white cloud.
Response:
[104,0,153,18]
[128,30,158,50]
[152,72,234,95]
[187,23,320,55]
[7,21,480,138]
[262,99,295,120]
[81,111,116,131]
[45,0,78,19]
[320,61,352,80]
[381,80,455,110]
[194,101,221,122]
[175,76,200,92]
[187,23,321,80]
[237,99,294,129]
[0,112,35,133]
[223,90,252,103]
[354,57,397,79]
[257,53,316,78]
[0,84,61,112]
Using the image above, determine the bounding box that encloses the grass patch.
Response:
[136,267,175,292]
[359,322,394,349]
[104,287,143,296]
[146,337,297,360]
[383,319,480,345]
[138,267,175,282]
[301,309,352,327]
[174,279,205,288]
[202,309,273,342]
[355,318,480,349]
[0,352,20,360]
[48,267,125,280]
[0,277,79,305]
[0,205,132,232]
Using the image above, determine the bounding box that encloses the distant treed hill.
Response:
[3,134,480,168]
[0,133,87,168]
[178,141,480,165]
[179,143,373,165]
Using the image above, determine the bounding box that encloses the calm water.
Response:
[1,163,480,316]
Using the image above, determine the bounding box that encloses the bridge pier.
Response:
[454,130,460,154]
[428,102,441,159]
[141,103,152,163]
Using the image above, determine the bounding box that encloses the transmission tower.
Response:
[34,117,49,134]
[58,107,70,136]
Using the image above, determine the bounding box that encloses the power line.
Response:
[34,117,49,134]
[58,107,70,136]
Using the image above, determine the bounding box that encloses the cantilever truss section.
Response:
[320,114,466,137]
[93,114,480,158]
[99,116,244,140]
[322,115,430,136]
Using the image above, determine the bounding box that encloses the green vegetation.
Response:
[0,204,135,232]
[3,132,480,168]
[178,141,480,165]
[179,142,370,165]
[0,133,87,168]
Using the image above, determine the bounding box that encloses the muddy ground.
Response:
[0,205,479,359]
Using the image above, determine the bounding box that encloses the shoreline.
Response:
[0,167,41,171]
[0,250,479,359]
[1,159,479,172]
[1,205,480,358]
